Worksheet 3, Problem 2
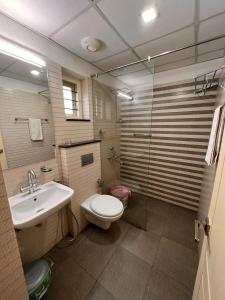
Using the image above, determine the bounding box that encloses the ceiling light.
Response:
[30,70,40,76]
[117,91,133,100]
[0,37,46,68]
[142,7,157,23]
[81,37,101,52]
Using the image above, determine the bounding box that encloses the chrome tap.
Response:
[20,169,40,194]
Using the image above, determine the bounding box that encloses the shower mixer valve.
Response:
[107,147,121,162]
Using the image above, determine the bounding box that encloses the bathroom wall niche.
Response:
[0,53,55,169]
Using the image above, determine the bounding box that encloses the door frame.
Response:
[192,129,225,299]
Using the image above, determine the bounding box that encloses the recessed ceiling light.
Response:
[30,70,40,76]
[142,7,158,23]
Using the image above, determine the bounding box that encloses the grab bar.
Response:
[133,133,152,138]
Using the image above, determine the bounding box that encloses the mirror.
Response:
[0,52,55,170]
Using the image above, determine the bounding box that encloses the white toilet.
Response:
[81,194,124,230]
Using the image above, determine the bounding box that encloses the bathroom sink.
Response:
[8,181,74,229]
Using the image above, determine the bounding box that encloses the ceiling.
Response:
[0,53,48,86]
[0,0,224,85]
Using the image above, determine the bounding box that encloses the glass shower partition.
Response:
[92,61,155,229]
[92,78,121,190]
[118,62,154,229]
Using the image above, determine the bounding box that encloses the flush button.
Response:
[81,153,94,166]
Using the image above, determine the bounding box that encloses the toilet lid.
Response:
[90,195,123,217]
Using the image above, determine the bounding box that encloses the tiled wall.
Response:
[1,61,96,266]
[47,62,94,145]
[120,79,217,211]
[60,142,101,234]
[92,80,120,191]
[16,207,68,264]
[0,87,55,169]
[3,158,66,264]
[3,158,59,197]
[0,164,28,299]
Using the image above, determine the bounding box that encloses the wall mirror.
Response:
[0,52,55,170]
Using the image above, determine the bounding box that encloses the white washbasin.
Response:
[8,181,74,229]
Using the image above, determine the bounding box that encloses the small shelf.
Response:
[194,65,225,95]
[58,139,101,148]
[65,118,91,122]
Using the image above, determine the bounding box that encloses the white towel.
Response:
[28,118,43,141]
[205,105,224,165]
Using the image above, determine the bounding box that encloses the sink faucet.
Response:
[20,169,40,194]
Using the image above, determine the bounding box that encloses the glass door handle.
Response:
[195,217,211,242]
[195,220,201,242]
[133,133,152,137]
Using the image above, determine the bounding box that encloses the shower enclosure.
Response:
[92,61,154,229]
[92,58,217,229]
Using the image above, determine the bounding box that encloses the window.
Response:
[105,98,112,120]
[63,79,82,119]
[94,90,104,119]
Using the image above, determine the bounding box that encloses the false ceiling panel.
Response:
[52,7,127,62]
[0,0,90,36]
[98,0,195,46]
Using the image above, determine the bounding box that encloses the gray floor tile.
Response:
[85,283,117,300]
[46,234,84,264]
[147,198,171,217]
[143,266,191,300]
[121,226,160,265]
[163,205,197,250]
[147,211,166,236]
[69,233,116,279]
[122,192,148,230]
[83,220,131,246]
[46,202,198,300]
[46,245,70,265]
[153,237,198,291]
[67,221,130,279]
[99,247,151,300]
[48,257,95,300]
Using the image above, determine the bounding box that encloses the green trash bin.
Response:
[24,259,51,300]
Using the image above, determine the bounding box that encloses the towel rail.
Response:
[194,65,225,95]
[15,117,48,122]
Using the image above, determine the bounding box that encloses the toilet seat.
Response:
[90,195,123,217]
[81,194,124,229]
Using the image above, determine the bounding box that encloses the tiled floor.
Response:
[47,199,198,300]
[122,192,148,230]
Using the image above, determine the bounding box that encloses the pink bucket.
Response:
[109,185,131,208]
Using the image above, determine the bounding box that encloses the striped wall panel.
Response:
[120,80,217,211]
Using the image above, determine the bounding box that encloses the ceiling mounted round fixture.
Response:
[81,37,101,52]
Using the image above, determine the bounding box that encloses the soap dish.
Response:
[40,166,53,172]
